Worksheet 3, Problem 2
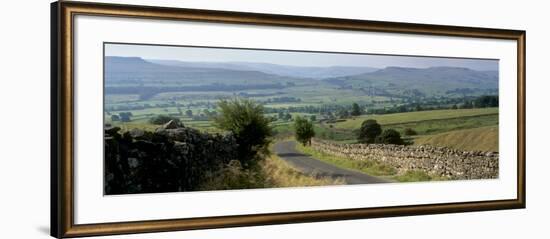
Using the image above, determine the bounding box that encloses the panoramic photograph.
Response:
[103,43,499,195]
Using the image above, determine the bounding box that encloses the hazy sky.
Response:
[105,43,498,71]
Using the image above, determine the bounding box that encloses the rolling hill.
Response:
[105,57,305,86]
[148,59,379,79]
[324,66,498,97]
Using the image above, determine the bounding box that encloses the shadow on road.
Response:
[276,152,311,158]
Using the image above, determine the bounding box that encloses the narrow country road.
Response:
[273,141,391,185]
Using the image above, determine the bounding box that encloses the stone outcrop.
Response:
[310,139,498,180]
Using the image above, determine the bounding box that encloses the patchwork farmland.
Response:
[104,52,499,192]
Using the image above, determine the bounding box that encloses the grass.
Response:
[393,170,446,182]
[295,143,397,178]
[316,110,499,144]
[334,107,498,129]
[261,153,345,187]
[385,114,498,136]
[414,126,499,152]
[314,124,356,142]
[199,144,344,191]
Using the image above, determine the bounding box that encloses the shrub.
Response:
[357,119,382,143]
[404,128,418,136]
[294,116,315,146]
[351,103,362,116]
[284,113,292,121]
[376,129,405,145]
[214,98,273,168]
[185,109,193,117]
[111,115,120,121]
[118,112,132,122]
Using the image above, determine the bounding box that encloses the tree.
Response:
[357,119,382,143]
[119,112,132,122]
[309,115,317,122]
[461,101,474,109]
[214,98,272,168]
[294,116,315,146]
[403,128,417,136]
[185,109,193,117]
[351,103,362,116]
[376,129,404,145]
[111,115,120,121]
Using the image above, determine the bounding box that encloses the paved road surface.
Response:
[273,141,391,184]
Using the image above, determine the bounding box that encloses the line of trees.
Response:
[263,95,498,121]
[357,119,405,145]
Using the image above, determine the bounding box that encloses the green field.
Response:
[414,126,498,152]
[383,113,498,136]
[110,106,499,152]
[103,54,501,191]
[333,108,498,129]
[104,65,499,152]
[315,107,499,151]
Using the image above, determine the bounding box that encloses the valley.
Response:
[105,56,499,152]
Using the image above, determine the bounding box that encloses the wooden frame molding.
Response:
[51,1,526,238]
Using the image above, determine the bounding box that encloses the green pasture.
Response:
[333,107,498,129]
[414,125,499,152]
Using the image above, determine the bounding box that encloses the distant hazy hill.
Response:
[105,57,301,86]
[148,59,379,79]
[106,57,498,98]
[324,66,498,96]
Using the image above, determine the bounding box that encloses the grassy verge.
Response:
[393,170,447,182]
[199,147,343,191]
[262,153,345,187]
[295,142,445,182]
[295,143,397,178]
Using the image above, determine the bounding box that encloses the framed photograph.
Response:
[51,1,525,238]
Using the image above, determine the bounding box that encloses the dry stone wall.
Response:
[311,139,498,180]
[104,121,238,194]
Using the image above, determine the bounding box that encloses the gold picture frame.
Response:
[51,1,526,238]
